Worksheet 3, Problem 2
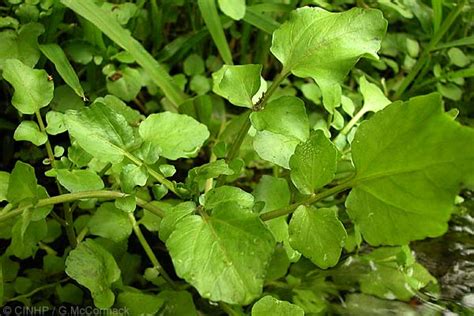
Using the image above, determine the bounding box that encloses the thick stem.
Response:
[128,213,177,289]
[393,1,465,99]
[0,190,165,223]
[260,181,352,221]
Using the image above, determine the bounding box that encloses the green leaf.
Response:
[60,0,186,107]
[251,96,308,141]
[0,172,9,202]
[105,66,142,101]
[39,43,85,99]
[251,96,309,168]
[447,47,470,68]
[2,59,54,114]
[202,186,254,210]
[218,0,246,20]
[347,93,474,245]
[167,203,275,304]
[338,294,418,315]
[159,201,196,242]
[116,290,164,316]
[56,169,104,193]
[271,7,387,111]
[45,111,67,135]
[139,112,210,160]
[9,216,47,259]
[252,296,304,316]
[354,247,437,301]
[120,164,148,193]
[289,130,338,195]
[186,160,234,193]
[252,131,300,169]
[157,290,198,316]
[183,54,205,76]
[254,176,298,262]
[87,203,133,242]
[6,161,38,204]
[0,23,44,68]
[93,95,142,126]
[212,64,262,108]
[115,195,136,213]
[289,206,347,269]
[359,76,391,114]
[65,239,121,308]
[65,103,137,163]
[13,120,47,146]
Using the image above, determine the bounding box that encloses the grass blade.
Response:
[432,0,443,33]
[60,0,186,107]
[39,43,85,99]
[197,0,233,65]
[243,6,280,34]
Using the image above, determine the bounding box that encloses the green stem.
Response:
[8,278,69,302]
[393,0,465,99]
[340,108,366,136]
[35,111,55,166]
[128,213,177,289]
[260,181,352,221]
[0,190,165,223]
[224,71,290,163]
[36,110,78,247]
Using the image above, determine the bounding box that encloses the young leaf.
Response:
[202,186,254,210]
[289,130,338,195]
[218,0,246,20]
[0,23,44,68]
[87,203,133,242]
[120,164,148,193]
[252,296,304,316]
[2,59,54,114]
[347,93,474,245]
[13,121,48,146]
[56,169,104,193]
[159,201,196,242]
[212,64,262,108]
[271,7,387,111]
[39,43,85,99]
[45,111,67,135]
[65,239,121,308]
[6,161,38,204]
[289,206,347,269]
[105,66,142,101]
[9,218,48,259]
[358,76,391,114]
[167,203,275,304]
[65,103,137,163]
[251,96,309,168]
[186,160,234,193]
[139,112,210,160]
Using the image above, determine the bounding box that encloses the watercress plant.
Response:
[0,0,473,314]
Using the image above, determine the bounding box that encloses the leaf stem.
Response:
[0,190,165,223]
[393,0,465,99]
[128,213,177,289]
[124,152,178,196]
[340,108,366,135]
[35,111,55,166]
[260,181,352,221]
[7,278,69,303]
[225,71,290,163]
